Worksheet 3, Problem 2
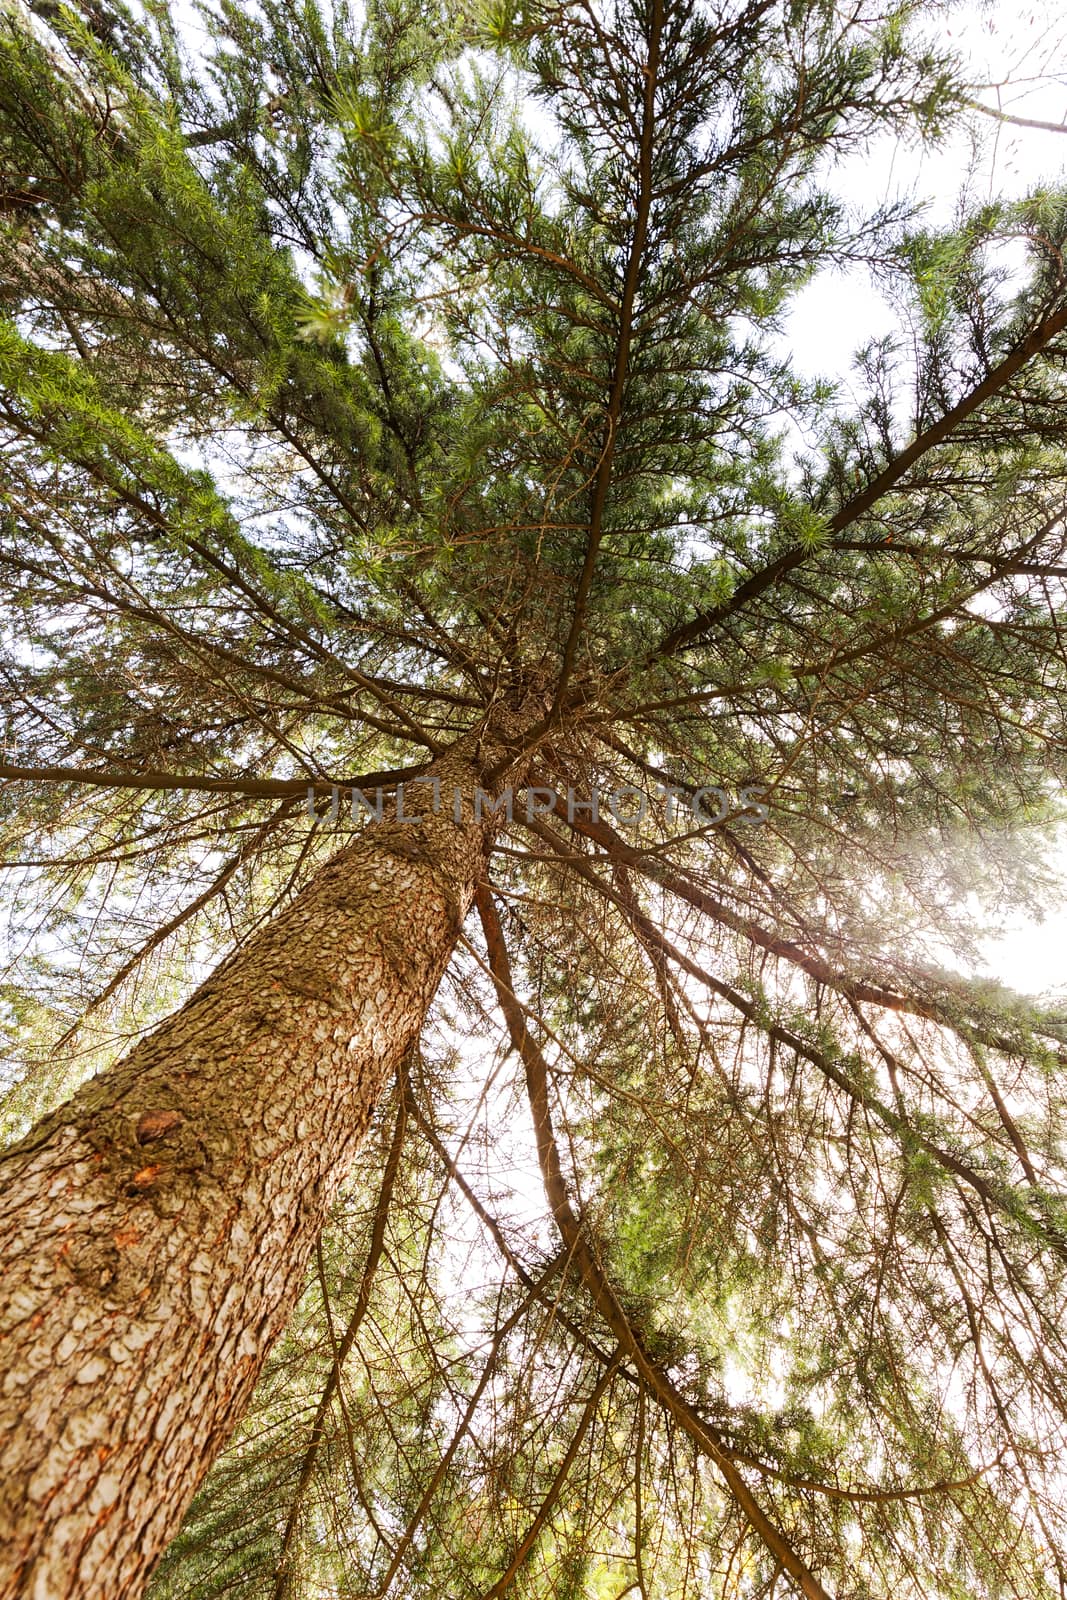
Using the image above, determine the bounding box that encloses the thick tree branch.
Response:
[474,885,834,1600]
[966,97,1067,135]
[552,793,1065,1060]
[0,759,427,797]
[524,814,1067,1263]
[656,300,1067,656]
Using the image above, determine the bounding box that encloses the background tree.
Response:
[2,0,1067,1593]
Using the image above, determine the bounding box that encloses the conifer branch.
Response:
[656,301,1067,657]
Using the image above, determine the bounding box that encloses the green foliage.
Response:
[4,0,1067,1592]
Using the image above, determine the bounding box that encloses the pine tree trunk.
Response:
[0,718,529,1599]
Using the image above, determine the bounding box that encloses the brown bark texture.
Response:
[0,715,529,1599]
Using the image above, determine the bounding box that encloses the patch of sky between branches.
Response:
[778,0,1067,414]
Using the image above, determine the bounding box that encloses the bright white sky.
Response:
[786,0,1067,373]
[779,0,1067,998]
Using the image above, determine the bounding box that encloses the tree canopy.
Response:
[3,0,1067,1591]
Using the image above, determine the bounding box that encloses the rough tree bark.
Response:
[0,705,535,1600]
